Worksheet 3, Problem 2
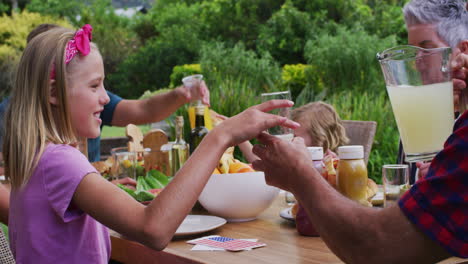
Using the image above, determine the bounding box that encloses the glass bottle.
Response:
[337,145,368,204]
[188,100,213,131]
[170,116,189,176]
[189,105,209,154]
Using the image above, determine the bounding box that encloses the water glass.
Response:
[382,164,410,208]
[260,91,293,140]
[111,147,137,180]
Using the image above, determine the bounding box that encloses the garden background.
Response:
[0,0,410,182]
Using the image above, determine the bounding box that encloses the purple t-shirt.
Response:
[9,144,110,263]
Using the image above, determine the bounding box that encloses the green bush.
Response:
[76,0,141,89]
[257,1,314,65]
[200,42,281,93]
[26,0,84,25]
[0,10,71,97]
[108,31,200,98]
[169,64,202,88]
[198,0,283,50]
[281,64,324,103]
[304,25,397,94]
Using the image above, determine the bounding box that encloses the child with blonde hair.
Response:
[291,101,349,153]
[4,25,299,262]
[239,101,349,163]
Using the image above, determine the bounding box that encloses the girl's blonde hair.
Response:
[4,27,96,189]
[291,101,349,152]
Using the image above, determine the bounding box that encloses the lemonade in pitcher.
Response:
[386,82,453,155]
[377,45,454,162]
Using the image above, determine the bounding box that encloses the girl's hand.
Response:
[214,99,300,148]
[252,134,312,192]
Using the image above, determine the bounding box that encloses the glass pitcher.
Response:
[377,45,454,162]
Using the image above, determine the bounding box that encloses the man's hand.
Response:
[177,80,210,106]
[252,135,312,192]
[451,40,468,112]
[415,162,430,180]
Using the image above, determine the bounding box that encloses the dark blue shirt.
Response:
[0,91,122,162]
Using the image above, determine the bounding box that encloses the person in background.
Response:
[400,0,468,181]
[237,101,349,163]
[0,23,210,163]
[4,25,299,262]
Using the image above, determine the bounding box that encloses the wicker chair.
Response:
[0,228,14,263]
[342,120,377,165]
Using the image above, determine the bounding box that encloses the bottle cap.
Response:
[338,145,364,160]
[195,105,205,115]
[307,147,323,160]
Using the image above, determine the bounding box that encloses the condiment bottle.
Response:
[337,145,368,204]
[307,147,325,178]
[189,105,209,154]
[295,147,324,237]
[170,116,189,176]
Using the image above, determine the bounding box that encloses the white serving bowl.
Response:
[198,171,280,222]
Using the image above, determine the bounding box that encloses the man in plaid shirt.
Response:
[254,112,467,263]
[399,110,468,258]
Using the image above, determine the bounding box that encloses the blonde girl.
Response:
[4,25,299,263]
[291,101,349,153]
[239,101,348,163]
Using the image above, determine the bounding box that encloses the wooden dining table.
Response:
[109,195,343,264]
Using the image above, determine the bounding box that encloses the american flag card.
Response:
[187,236,266,251]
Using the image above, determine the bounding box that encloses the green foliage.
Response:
[304,26,397,94]
[76,0,140,88]
[0,10,71,96]
[108,32,200,98]
[257,1,314,65]
[280,63,327,105]
[109,2,203,97]
[199,42,281,93]
[26,0,84,24]
[198,0,283,49]
[170,64,202,88]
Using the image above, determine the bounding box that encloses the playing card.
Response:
[188,236,266,251]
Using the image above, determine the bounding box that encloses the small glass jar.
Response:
[307,147,325,177]
[337,145,368,204]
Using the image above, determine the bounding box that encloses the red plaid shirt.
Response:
[399,111,468,257]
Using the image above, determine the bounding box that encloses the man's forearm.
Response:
[111,88,187,126]
[292,166,449,264]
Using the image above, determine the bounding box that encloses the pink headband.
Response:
[50,24,93,79]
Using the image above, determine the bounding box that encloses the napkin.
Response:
[188,235,263,251]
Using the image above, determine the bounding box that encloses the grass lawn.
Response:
[101,125,152,138]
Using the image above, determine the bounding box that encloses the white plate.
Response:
[279,207,295,222]
[175,215,227,236]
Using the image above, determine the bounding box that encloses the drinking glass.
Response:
[382,164,410,208]
[261,91,294,204]
[260,91,293,141]
[111,147,137,180]
[377,45,454,162]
